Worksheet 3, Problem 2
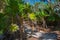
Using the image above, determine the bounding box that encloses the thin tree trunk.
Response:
[42,18,47,28]
[16,14,23,40]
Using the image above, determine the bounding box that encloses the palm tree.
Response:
[4,0,25,40]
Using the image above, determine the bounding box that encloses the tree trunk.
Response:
[42,18,47,28]
[16,14,23,40]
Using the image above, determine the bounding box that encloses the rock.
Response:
[42,33,57,40]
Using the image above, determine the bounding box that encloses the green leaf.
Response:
[9,24,19,32]
[47,15,55,21]
[29,13,36,20]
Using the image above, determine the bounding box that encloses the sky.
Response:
[24,0,56,5]
[24,0,40,5]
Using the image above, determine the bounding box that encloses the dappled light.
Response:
[0,0,60,40]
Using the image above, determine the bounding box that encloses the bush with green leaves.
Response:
[0,0,60,35]
[0,13,9,35]
[9,23,19,32]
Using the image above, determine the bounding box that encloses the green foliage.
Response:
[0,30,3,35]
[0,13,9,34]
[47,15,55,21]
[0,0,60,34]
[5,0,19,16]
[9,24,19,32]
[0,14,8,30]
[29,13,36,20]
[0,0,24,34]
[19,4,24,13]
